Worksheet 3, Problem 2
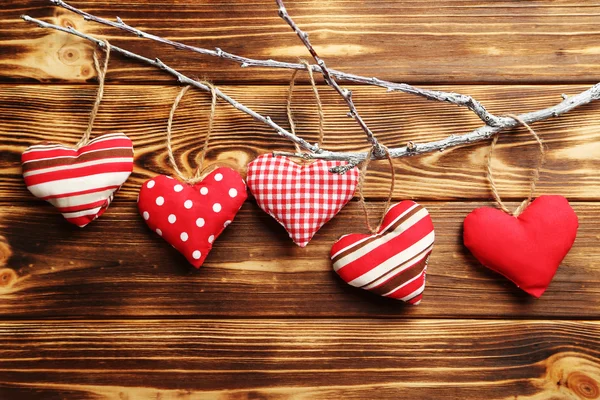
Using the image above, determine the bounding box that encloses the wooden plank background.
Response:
[1,0,600,398]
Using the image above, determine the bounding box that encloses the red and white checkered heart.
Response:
[331,201,435,305]
[246,154,359,247]
[137,168,247,268]
[21,133,134,227]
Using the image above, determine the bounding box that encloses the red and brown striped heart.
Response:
[21,133,134,227]
[330,200,435,305]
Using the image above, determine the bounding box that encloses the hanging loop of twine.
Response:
[487,113,546,217]
[76,40,111,149]
[166,82,218,184]
[358,146,396,234]
[287,59,325,154]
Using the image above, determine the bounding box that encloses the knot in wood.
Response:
[58,45,81,65]
[59,18,75,30]
[407,141,416,152]
[566,372,599,399]
[0,269,17,289]
[0,236,11,267]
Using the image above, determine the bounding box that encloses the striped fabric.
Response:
[22,133,134,227]
[331,200,435,305]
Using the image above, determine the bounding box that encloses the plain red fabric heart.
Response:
[137,167,247,268]
[21,133,134,227]
[331,200,435,305]
[247,154,359,247]
[463,195,578,297]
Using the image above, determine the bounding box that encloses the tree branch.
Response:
[20,15,323,156]
[47,0,502,127]
[21,15,600,167]
[275,0,384,155]
[277,82,600,163]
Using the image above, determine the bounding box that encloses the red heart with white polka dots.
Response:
[137,168,247,268]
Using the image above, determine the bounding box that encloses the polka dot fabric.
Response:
[137,167,247,268]
[246,154,359,247]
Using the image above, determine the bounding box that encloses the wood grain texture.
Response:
[0,319,599,399]
[3,1,600,84]
[3,0,600,396]
[1,200,598,319]
[2,84,600,201]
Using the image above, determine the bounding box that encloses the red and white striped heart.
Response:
[331,200,435,305]
[247,154,359,247]
[21,133,134,227]
[137,168,247,268]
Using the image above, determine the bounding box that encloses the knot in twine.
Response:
[487,113,546,217]
[287,60,325,154]
[76,39,111,149]
[358,145,396,234]
[166,82,217,185]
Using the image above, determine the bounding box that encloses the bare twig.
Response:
[275,82,600,162]
[20,15,322,156]
[275,0,384,155]
[21,15,600,166]
[47,0,502,127]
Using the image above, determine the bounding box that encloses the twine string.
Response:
[76,40,111,149]
[191,83,217,182]
[487,113,546,217]
[166,82,218,184]
[358,146,396,234]
[286,60,325,154]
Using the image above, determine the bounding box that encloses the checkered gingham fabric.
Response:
[247,154,359,247]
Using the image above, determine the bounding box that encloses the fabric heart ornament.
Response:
[463,113,579,297]
[331,200,435,305]
[22,133,134,227]
[21,41,131,227]
[137,167,247,268]
[246,154,359,247]
[464,195,578,297]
